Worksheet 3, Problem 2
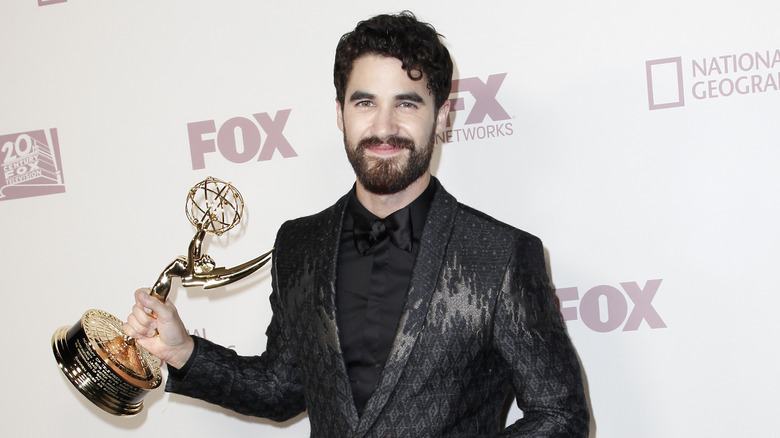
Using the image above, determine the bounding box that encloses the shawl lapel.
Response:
[305,194,362,431]
[353,184,460,437]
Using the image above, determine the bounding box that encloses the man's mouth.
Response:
[365,143,407,155]
[358,135,415,156]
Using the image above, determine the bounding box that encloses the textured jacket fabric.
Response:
[167,182,590,437]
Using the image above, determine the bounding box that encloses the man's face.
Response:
[337,55,450,195]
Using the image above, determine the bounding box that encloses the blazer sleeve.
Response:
[165,250,306,421]
[493,233,590,437]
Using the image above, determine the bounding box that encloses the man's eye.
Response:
[398,102,417,109]
[356,100,373,107]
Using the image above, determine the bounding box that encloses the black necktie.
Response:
[353,207,413,254]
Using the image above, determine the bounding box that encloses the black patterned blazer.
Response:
[167,181,590,437]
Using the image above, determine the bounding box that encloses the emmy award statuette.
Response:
[51,177,273,416]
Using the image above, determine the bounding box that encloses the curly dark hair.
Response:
[334,11,453,110]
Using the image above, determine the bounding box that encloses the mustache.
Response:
[357,135,415,151]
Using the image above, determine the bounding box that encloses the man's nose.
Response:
[371,107,399,138]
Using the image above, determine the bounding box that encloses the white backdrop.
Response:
[2,1,779,437]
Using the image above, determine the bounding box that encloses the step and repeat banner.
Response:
[2,1,778,437]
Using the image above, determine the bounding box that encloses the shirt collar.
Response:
[347,177,438,240]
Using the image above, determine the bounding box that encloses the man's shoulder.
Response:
[452,200,541,245]
[275,193,349,242]
[448,201,547,274]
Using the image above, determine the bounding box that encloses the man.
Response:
[125,11,590,437]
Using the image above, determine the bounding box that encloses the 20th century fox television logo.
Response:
[0,129,66,201]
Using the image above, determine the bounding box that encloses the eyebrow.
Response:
[349,91,375,102]
[348,90,426,105]
[396,92,425,104]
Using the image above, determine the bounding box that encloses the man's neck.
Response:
[355,172,431,218]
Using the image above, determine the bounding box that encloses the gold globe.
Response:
[185,176,244,235]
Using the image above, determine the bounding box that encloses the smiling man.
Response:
[125,11,590,437]
[338,54,447,210]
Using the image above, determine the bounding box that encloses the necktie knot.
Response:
[353,208,412,254]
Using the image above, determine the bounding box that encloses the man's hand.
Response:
[123,288,194,369]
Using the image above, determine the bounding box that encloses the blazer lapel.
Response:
[305,194,362,431]
[354,183,459,436]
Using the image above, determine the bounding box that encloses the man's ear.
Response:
[336,99,345,132]
[434,100,451,135]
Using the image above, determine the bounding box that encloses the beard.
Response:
[344,128,435,195]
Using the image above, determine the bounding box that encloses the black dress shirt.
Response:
[337,179,436,416]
